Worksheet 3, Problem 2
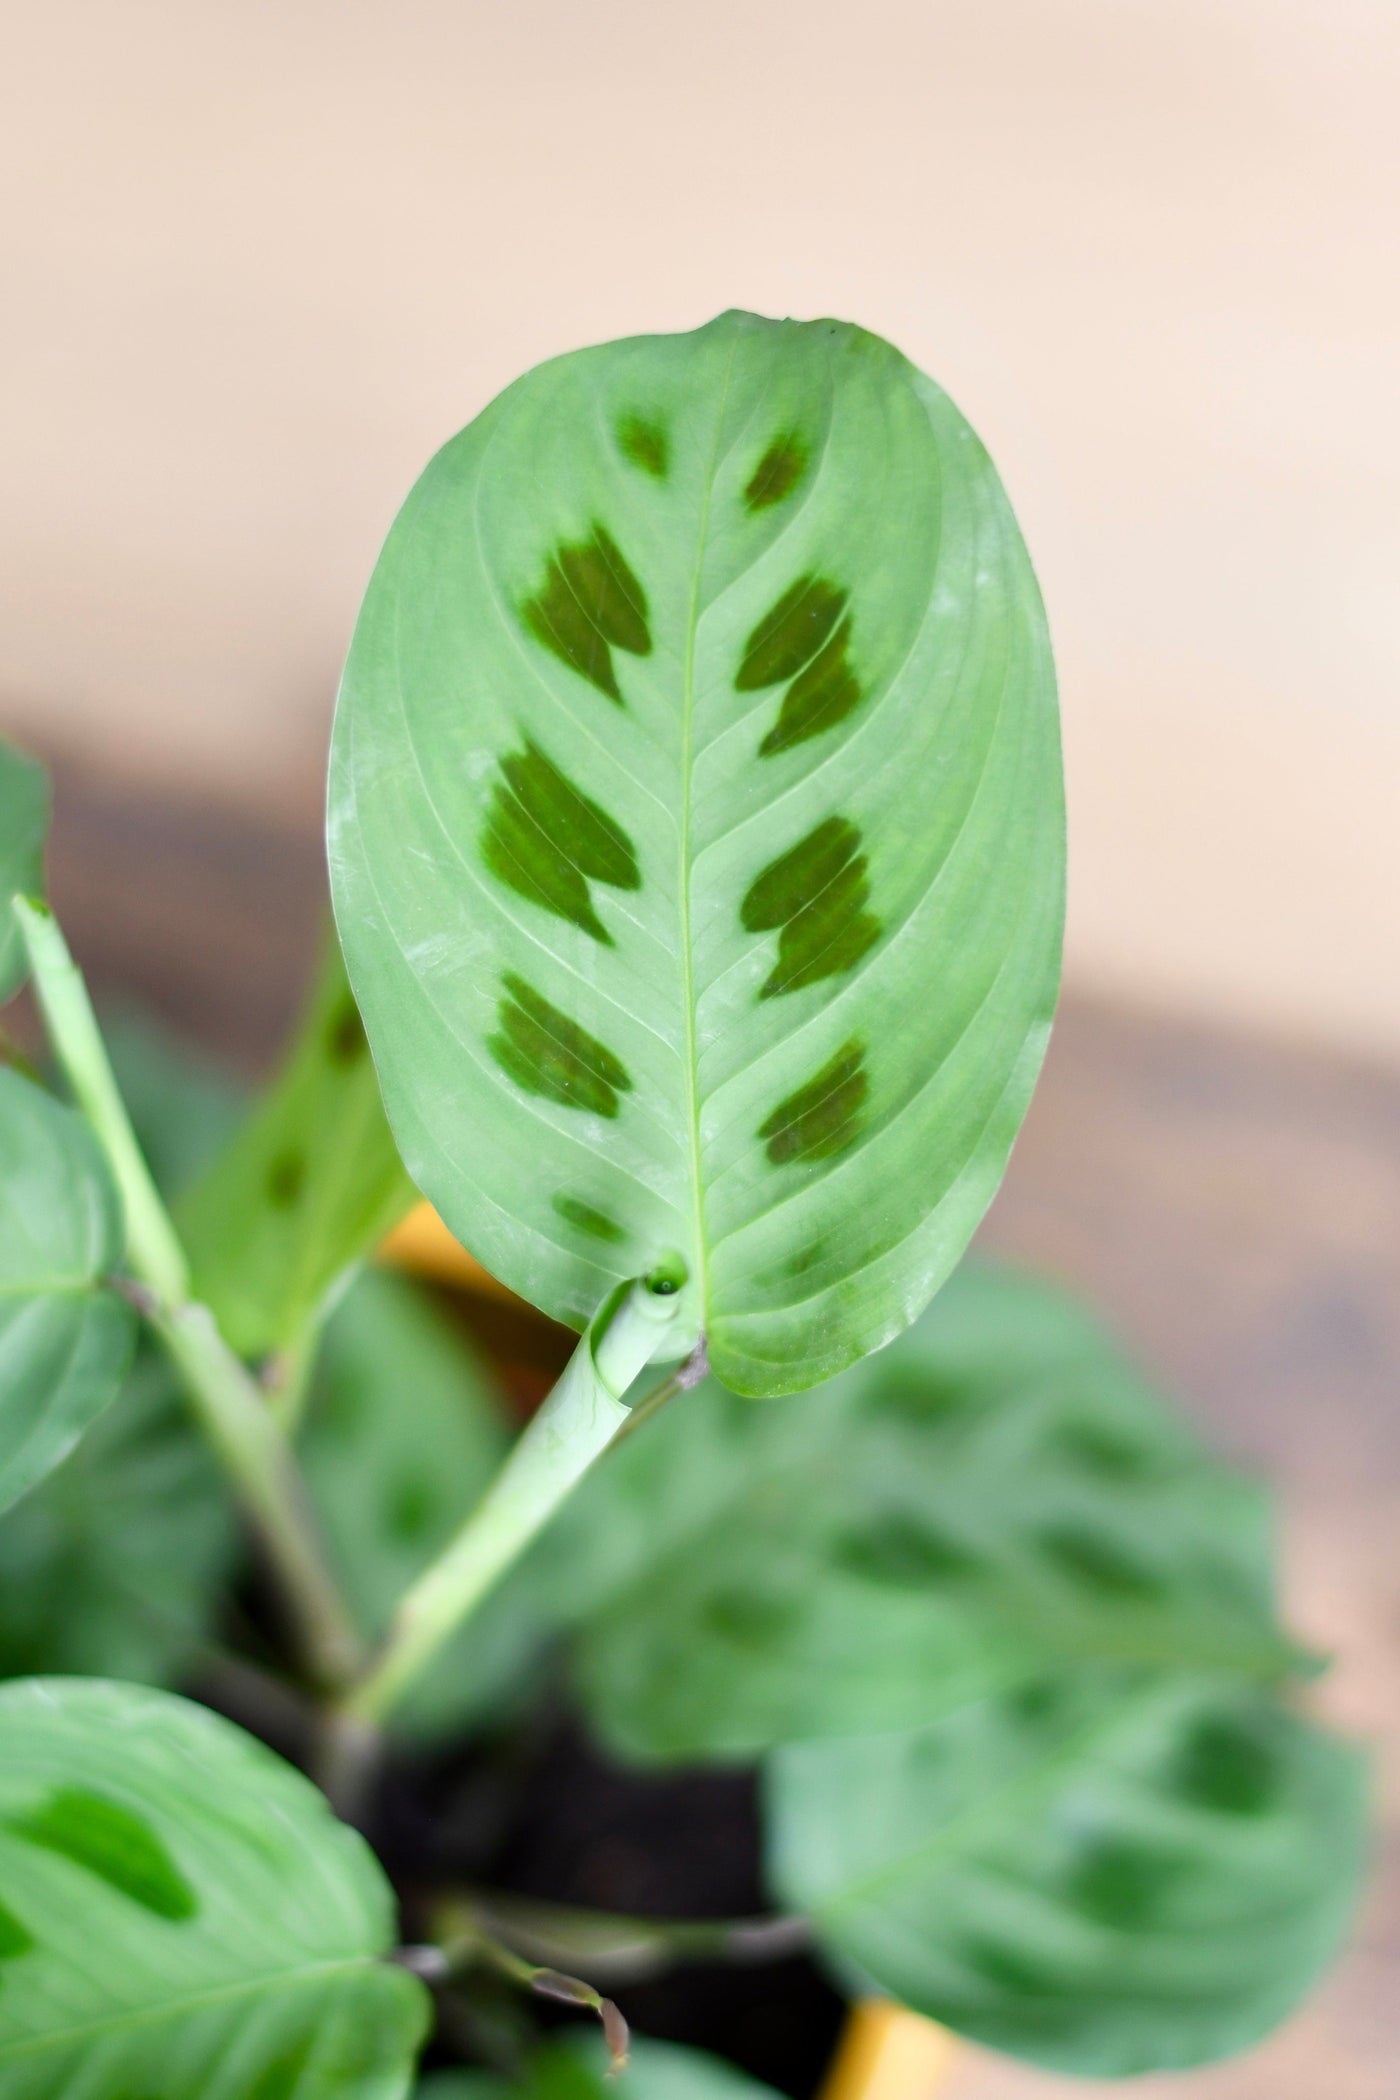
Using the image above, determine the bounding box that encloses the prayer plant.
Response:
[0,313,1366,2098]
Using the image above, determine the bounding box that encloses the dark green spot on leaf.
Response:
[1174,1711,1279,1816]
[759,1040,868,1166]
[0,1897,33,1959]
[741,816,881,996]
[522,526,650,702]
[324,994,368,1066]
[246,2036,316,2100]
[744,432,808,512]
[266,1150,305,1209]
[483,738,640,943]
[760,617,862,756]
[703,1590,798,1644]
[960,1935,1058,1995]
[1037,1523,1162,1601]
[1051,1418,1156,1481]
[553,1193,627,1243]
[617,414,669,480]
[736,576,847,691]
[7,1788,197,1920]
[1070,1833,1183,1930]
[871,1372,971,1424]
[388,1476,436,1542]
[489,974,632,1118]
[839,1517,980,1585]
[1007,1678,1067,1729]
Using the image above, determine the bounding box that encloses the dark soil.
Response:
[380,1711,847,2098]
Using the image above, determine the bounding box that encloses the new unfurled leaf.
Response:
[0,1678,429,2097]
[0,1066,135,1510]
[330,311,1063,1394]
[528,1266,1299,1761]
[0,739,49,1001]
[767,1670,1367,2077]
[178,931,416,1357]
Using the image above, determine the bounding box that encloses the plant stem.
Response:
[15,896,361,1691]
[263,1321,321,1436]
[15,896,188,1306]
[421,1900,631,2071]
[446,1889,810,1983]
[342,1276,685,1728]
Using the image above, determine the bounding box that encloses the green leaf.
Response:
[0,1677,430,2096]
[302,1268,546,1740]
[539,1265,1299,1761]
[767,1670,1367,2077]
[0,1066,136,1510]
[0,1337,235,1685]
[0,739,49,1001]
[329,310,1063,1395]
[178,931,417,1357]
[419,2038,785,2100]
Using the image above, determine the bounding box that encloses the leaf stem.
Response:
[14,896,362,1691]
[438,1889,810,1983]
[14,896,188,1305]
[340,1276,685,1728]
[422,1899,631,2072]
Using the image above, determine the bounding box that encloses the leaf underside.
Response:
[330,310,1063,1394]
[0,1678,428,2098]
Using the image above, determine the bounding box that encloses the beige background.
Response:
[2,0,1397,1057]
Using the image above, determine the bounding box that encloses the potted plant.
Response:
[0,310,1365,2099]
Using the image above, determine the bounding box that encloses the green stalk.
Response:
[342,1275,684,1727]
[14,898,188,1306]
[14,896,361,1690]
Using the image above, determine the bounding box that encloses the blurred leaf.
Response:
[541,1265,1300,1761]
[0,1065,136,1510]
[0,1676,429,2095]
[0,738,49,1001]
[0,1337,234,1685]
[330,310,1062,1395]
[178,930,417,1357]
[767,1669,1367,2077]
[103,1008,245,1199]
[302,1268,546,1740]
[419,2038,784,2100]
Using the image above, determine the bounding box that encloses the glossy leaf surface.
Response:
[0,1068,135,1510]
[768,1670,1366,2076]
[0,1339,234,1685]
[330,311,1062,1393]
[179,933,416,1356]
[0,739,49,1000]
[535,1267,1297,1760]
[0,1677,429,2096]
[302,1269,545,1739]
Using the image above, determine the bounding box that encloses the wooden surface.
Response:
[40,756,1400,2099]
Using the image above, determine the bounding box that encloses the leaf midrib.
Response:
[0,1949,386,2062]
[679,333,740,1324]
